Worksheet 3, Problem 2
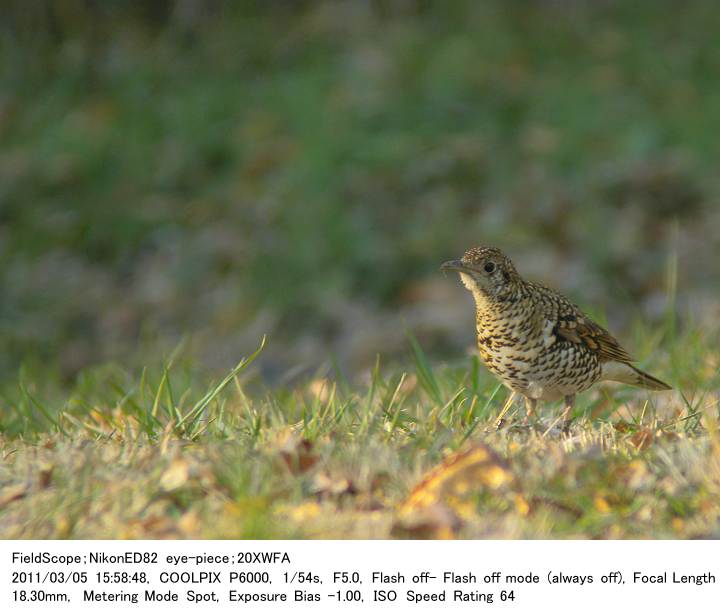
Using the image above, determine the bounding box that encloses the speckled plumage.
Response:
[442,247,671,429]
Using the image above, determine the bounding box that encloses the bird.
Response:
[441,247,671,431]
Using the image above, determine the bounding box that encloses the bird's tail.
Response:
[602,362,672,391]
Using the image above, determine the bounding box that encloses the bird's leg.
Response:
[523,397,537,424]
[560,394,575,433]
[494,391,517,429]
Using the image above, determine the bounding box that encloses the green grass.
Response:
[1,1,719,539]
[1,325,718,539]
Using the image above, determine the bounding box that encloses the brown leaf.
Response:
[308,379,333,404]
[594,495,611,513]
[514,494,531,517]
[590,396,612,420]
[38,465,54,489]
[278,436,318,475]
[629,428,654,450]
[370,471,391,494]
[613,420,634,433]
[0,484,28,508]
[178,510,201,537]
[392,503,462,539]
[399,443,514,516]
[282,502,322,524]
[672,518,685,533]
[312,472,358,499]
[529,496,583,519]
[134,514,182,539]
[617,460,651,490]
[160,459,191,491]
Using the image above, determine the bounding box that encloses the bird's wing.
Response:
[555,315,634,363]
[534,283,634,364]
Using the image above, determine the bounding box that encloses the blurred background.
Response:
[1,0,719,387]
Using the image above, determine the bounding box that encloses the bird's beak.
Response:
[440,259,474,274]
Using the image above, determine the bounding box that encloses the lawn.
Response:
[1,2,719,539]
[1,324,717,539]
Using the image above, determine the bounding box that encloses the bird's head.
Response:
[441,247,521,301]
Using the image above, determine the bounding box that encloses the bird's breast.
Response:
[475,310,542,385]
[474,305,601,396]
[475,305,542,360]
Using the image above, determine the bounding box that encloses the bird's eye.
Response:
[483,262,496,273]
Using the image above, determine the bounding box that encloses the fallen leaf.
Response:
[312,472,358,499]
[392,502,461,539]
[370,471,391,494]
[621,460,651,490]
[0,484,28,508]
[160,459,191,491]
[54,515,73,538]
[594,495,611,513]
[285,502,321,523]
[529,496,584,519]
[629,428,654,450]
[278,435,318,475]
[399,443,514,516]
[514,494,530,517]
[38,465,54,489]
[178,510,201,536]
[613,420,634,433]
[308,379,333,403]
[590,396,612,420]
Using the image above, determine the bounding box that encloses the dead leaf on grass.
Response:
[656,428,681,442]
[0,484,28,508]
[613,420,634,433]
[514,494,531,517]
[284,502,322,523]
[369,471,391,494]
[594,495,611,513]
[308,379,333,403]
[617,459,651,490]
[178,510,201,536]
[399,442,514,515]
[277,434,318,475]
[393,443,514,538]
[312,472,358,499]
[38,465,54,489]
[629,428,654,450]
[392,502,461,539]
[160,458,191,491]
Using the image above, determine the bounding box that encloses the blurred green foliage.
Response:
[1,1,719,383]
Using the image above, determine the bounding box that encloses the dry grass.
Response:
[1,328,718,540]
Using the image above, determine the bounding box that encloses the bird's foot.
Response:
[559,395,575,435]
[507,419,542,433]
